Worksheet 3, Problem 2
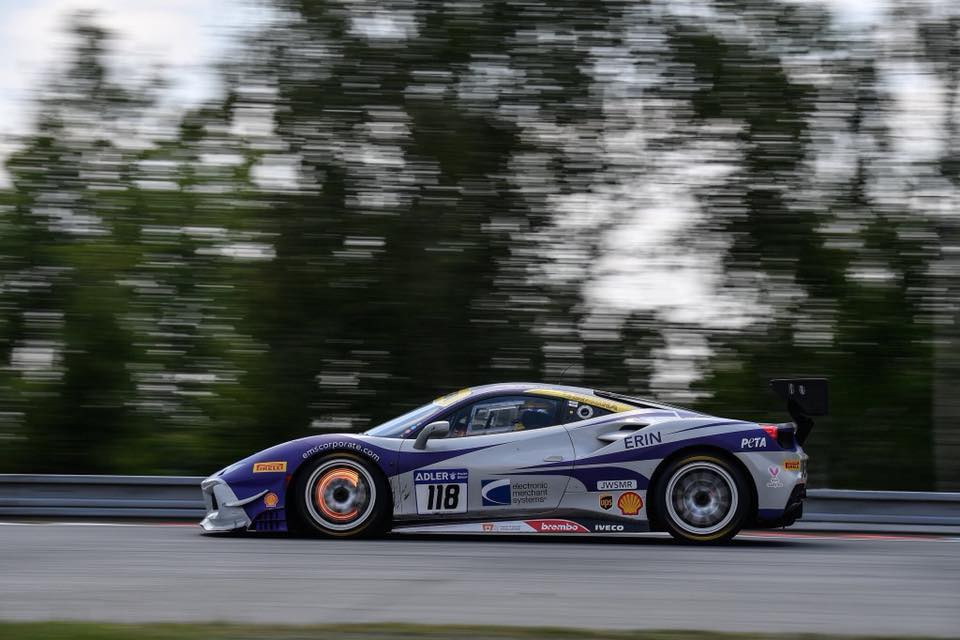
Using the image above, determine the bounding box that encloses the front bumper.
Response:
[199,477,263,533]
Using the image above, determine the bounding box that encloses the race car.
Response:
[200,378,826,543]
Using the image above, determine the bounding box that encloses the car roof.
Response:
[457,382,695,414]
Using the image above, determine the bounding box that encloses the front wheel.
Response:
[293,453,391,538]
[655,453,751,544]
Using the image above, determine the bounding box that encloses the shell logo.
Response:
[617,491,643,516]
[263,492,279,508]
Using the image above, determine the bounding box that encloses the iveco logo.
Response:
[594,524,624,532]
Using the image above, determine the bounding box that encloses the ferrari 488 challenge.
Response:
[201,378,826,543]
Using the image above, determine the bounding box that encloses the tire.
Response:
[655,453,751,544]
[292,453,391,538]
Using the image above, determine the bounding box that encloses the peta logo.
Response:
[741,437,767,449]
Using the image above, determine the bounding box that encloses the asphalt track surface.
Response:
[0,523,958,636]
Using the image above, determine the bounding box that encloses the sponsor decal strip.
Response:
[391,519,650,535]
[623,431,662,449]
[252,461,287,473]
[672,420,754,434]
[524,388,635,414]
[414,468,468,515]
[597,479,638,491]
[302,441,382,463]
[520,431,754,470]
[617,491,644,516]
[433,388,471,407]
[481,478,550,506]
[767,465,784,488]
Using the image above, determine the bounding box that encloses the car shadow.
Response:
[219,528,810,548]
[384,531,803,548]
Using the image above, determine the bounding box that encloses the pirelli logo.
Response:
[252,461,287,473]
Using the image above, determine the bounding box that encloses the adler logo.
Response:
[741,437,767,449]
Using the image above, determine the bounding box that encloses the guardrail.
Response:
[0,475,205,519]
[1,475,959,530]
[803,489,960,528]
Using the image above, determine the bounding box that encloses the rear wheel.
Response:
[655,453,750,543]
[293,453,390,538]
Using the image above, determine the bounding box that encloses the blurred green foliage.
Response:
[0,2,957,489]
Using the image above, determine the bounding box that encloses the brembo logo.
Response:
[526,519,589,533]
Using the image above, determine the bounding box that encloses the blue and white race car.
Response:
[201,379,826,543]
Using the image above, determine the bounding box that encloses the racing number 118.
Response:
[426,484,460,510]
[415,480,467,514]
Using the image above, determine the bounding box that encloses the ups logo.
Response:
[599,494,613,510]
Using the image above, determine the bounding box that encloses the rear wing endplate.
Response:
[769,378,828,445]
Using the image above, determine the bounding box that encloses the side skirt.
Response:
[392,517,650,535]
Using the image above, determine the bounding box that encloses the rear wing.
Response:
[769,378,828,445]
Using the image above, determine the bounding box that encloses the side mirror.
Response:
[413,421,450,450]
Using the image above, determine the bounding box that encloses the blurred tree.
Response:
[0,17,146,472]
[0,17,272,473]
[0,2,955,489]
[235,0,624,438]
[918,13,960,490]
[687,7,940,489]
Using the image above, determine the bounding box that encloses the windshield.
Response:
[364,402,439,438]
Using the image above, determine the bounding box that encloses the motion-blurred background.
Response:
[0,0,957,490]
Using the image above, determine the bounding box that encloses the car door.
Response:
[396,394,575,521]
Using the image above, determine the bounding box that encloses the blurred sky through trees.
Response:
[0,0,958,490]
